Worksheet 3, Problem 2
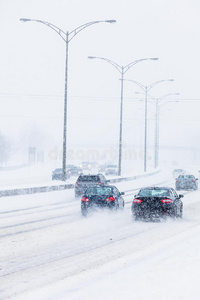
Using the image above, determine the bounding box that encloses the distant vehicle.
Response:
[90,161,98,169]
[98,164,107,173]
[66,165,82,176]
[81,185,125,216]
[79,162,92,170]
[173,169,186,177]
[52,168,70,180]
[131,187,183,221]
[75,174,107,198]
[175,174,198,190]
[105,164,118,176]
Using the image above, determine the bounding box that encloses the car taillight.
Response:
[160,199,172,203]
[81,197,90,202]
[176,180,179,182]
[133,199,143,203]
[98,182,102,185]
[106,197,115,202]
[75,182,78,188]
[192,180,195,182]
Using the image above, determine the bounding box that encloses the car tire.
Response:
[118,200,124,210]
[121,201,125,209]
[173,206,182,219]
[81,209,88,217]
[179,205,183,218]
[132,211,139,220]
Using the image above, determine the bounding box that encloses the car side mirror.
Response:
[120,192,125,195]
[196,178,198,180]
[179,194,184,198]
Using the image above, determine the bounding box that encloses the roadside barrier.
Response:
[0,169,160,197]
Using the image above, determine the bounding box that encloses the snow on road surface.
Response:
[1,169,200,300]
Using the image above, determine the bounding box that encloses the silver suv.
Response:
[75,174,107,198]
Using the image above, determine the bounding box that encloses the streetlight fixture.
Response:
[123,78,174,172]
[20,18,116,181]
[88,56,158,176]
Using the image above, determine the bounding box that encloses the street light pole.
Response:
[88,56,158,176]
[123,79,174,172]
[20,18,116,181]
[119,67,124,177]
[153,93,180,168]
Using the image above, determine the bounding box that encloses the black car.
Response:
[105,164,118,176]
[75,174,107,198]
[81,185,125,216]
[175,174,198,190]
[98,164,107,173]
[131,187,183,221]
[173,169,186,177]
[66,165,82,176]
[79,161,92,170]
[52,168,70,180]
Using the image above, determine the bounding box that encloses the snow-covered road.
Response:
[1,169,200,300]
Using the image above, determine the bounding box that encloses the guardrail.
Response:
[0,169,160,198]
[108,169,160,183]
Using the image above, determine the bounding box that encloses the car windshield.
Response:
[54,168,62,173]
[78,176,99,182]
[138,189,170,197]
[107,165,117,168]
[86,187,112,195]
[179,175,194,179]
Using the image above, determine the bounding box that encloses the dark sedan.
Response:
[52,168,70,180]
[66,165,82,176]
[131,187,183,221]
[81,185,125,216]
[175,174,198,190]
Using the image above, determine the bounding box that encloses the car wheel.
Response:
[132,211,139,220]
[81,209,88,217]
[179,205,183,218]
[119,200,125,210]
[133,215,140,221]
[173,206,182,219]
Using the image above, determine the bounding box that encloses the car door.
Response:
[114,187,124,206]
[172,188,181,210]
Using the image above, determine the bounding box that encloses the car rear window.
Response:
[54,169,62,172]
[78,175,99,182]
[179,175,194,179]
[86,187,112,195]
[138,189,170,197]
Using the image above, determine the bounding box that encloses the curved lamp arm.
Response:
[147,79,174,92]
[20,18,116,43]
[88,56,159,75]
[122,79,146,92]
[124,58,158,74]
[20,18,67,42]
[156,92,180,103]
[88,56,122,73]
[69,20,116,42]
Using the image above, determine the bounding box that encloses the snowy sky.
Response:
[0,0,200,154]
